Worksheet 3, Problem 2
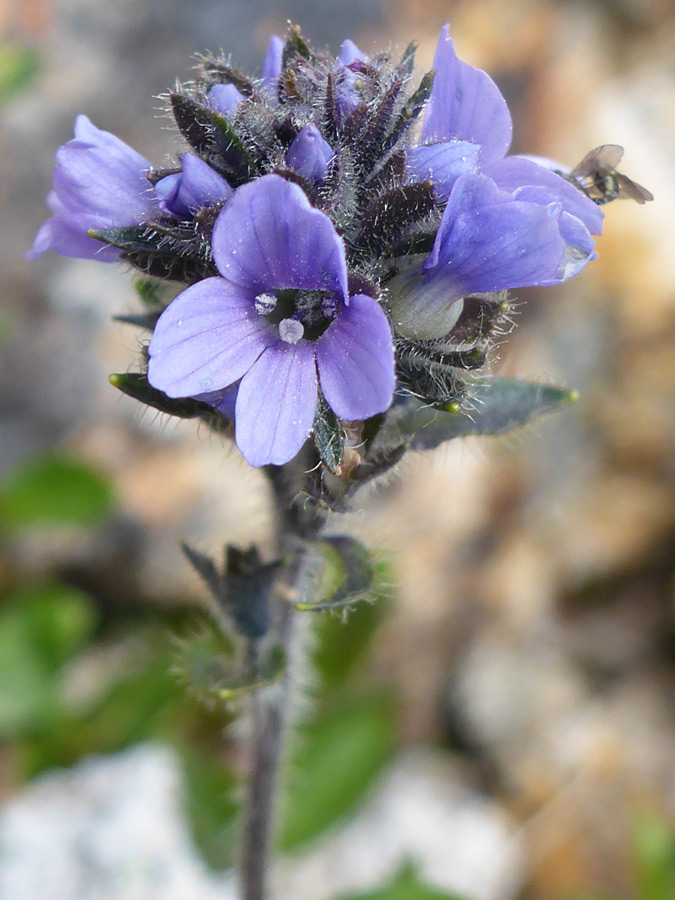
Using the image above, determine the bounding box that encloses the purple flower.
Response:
[208,35,283,117]
[285,125,335,181]
[27,115,158,262]
[410,26,604,239]
[390,25,604,338]
[154,152,232,217]
[332,38,368,126]
[147,175,395,466]
[261,35,284,94]
[389,173,572,339]
[208,83,245,117]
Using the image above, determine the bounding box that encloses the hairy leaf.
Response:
[373,377,578,453]
[297,536,375,612]
[109,373,227,422]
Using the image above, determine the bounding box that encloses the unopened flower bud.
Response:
[285,125,334,182]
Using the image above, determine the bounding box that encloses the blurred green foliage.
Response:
[633,813,675,900]
[0,582,96,738]
[0,453,113,530]
[336,861,464,899]
[2,452,672,900]
[0,42,39,104]
[567,813,675,900]
[280,691,395,851]
[0,450,399,873]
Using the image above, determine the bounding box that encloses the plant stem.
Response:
[241,601,296,900]
[240,458,323,900]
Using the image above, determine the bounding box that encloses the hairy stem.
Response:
[240,602,296,900]
[240,457,323,900]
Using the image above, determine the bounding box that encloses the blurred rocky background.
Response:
[0,0,673,898]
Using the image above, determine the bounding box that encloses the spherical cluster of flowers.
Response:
[29,25,604,468]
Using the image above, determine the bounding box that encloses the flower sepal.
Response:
[313,392,345,473]
[89,221,217,283]
[109,372,231,427]
[169,92,254,184]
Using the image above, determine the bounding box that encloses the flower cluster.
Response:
[31,25,625,469]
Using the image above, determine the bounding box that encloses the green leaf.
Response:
[375,377,578,454]
[313,591,388,691]
[279,692,396,850]
[0,582,97,738]
[211,111,252,166]
[282,25,313,69]
[170,93,252,179]
[0,454,113,530]
[109,373,228,422]
[334,860,463,900]
[297,537,375,612]
[89,222,214,283]
[20,635,184,776]
[388,69,436,145]
[180,747,239,871]
[174,616,285,706]
[633,813,675,900]
[398,41,418,76]
[88,225,162,254]
[0,43,39,103]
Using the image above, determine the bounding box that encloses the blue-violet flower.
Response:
[30,24,650,468]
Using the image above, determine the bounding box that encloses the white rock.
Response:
[0,744,524,900]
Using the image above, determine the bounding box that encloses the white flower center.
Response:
[279,318,304,344]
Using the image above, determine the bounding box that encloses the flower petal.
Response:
[212,174,348,299]
[285,125,335,181]
[546,209,597,283]
[235,340,318,466]
[208,83,244,117]
[52,115,156,221]
[261,35,284,93]
[155,152,232,217]
[424,172,565,298]
[27,205,120,262]
[194,381,240,418]
[29,116,157,261]
[485,155,604,235]
[406,140,480,200]
[338,39,366,65]
[316,294,395,421]
[420,25,512,163]
[147,277,273,398]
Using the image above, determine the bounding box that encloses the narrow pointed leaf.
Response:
[398,41,418,77]
[113,312,160,330]
[170,92,215,155]
[89,225,162,254]
[198,59,255,96]
[282,26,312,69]
[385,69,436,150]
[109,373,228,421]
[374,377,578,452]
[181,542,222,599]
